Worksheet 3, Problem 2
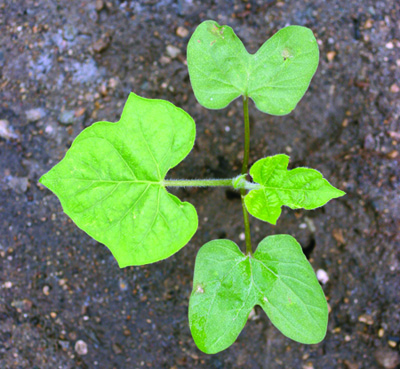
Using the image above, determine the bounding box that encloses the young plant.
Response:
[40,20,345,354]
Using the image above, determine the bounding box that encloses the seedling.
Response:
[40,20,345,354]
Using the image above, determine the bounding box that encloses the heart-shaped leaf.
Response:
[245,155,345,225]
[40,93,198,267]
[189,235,328,354]
[187,20,319,115]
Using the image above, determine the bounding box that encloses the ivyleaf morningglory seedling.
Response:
[40,20,345,354]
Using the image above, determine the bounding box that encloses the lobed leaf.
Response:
[189,235,328,354]
[187,20,319,115]
[245,154,345,224]
[39,93,198,267]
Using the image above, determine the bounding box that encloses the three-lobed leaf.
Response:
[189,235,328,354]
[245,154,345,224]
[40,93,198,267]
[187,20,319,115]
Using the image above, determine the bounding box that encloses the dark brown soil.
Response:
[1,1,399,368]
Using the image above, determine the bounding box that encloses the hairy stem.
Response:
[241,96,252,255]
[164,179,233,187]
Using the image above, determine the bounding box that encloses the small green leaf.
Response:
[187,20,319,115]
[245,155,345,224]
[39,93,198,267]
[189,235,328,354]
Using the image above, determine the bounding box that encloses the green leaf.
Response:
[39,93,198,267]
[187,20,319,115]
[245,155,345,225]
[189,235,328,354]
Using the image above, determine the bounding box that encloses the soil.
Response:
[0,0,399,368]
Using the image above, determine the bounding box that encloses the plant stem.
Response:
[242,96,250,175]
[241,95,252,255]
[163,179,233,187]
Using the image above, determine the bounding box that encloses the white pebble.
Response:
[239,232,245,241]
[316,269,329,284]
[4,281,12,289]
[75,340,88,355]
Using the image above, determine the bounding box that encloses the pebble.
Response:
[74,340,88,355]
[385,41,394,49]
[0,119,19,140]
[316,269,329,284]
[95,0,104,11]
[358,314,374,325]
[374,348,400,369]
[166,45,181,59]
[119,278,128,292]
[6,176,29,194]
[25,107,47,122]
[4,281,12,288]
[112,342,123,355]
[327,51,336,62]
[93,33,111,53]
[364,133,375,150]
[332,228,345,244]
[176,26,189,38]
[43,285,50,295]
[390,84,400,93]
[11,299,32,311]
[344,360,359,369]
[58,110,75,125]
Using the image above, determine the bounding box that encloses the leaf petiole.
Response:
[241,95,253,255]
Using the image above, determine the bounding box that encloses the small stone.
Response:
[358,314,374,325]
[119,278,128,292]
[95,0,104,11]
[176,26,189,38]
[303,362,314,369]
[239,232,245,241]
[0,119,18,140]
[332,229,345,244]
[166,45,181,59]
[374,348,400,369]
[4,281,12,288]
[327,51,336,62]
[58,110,75,125]
[59,340,70,350]
[43,285,50,295]
[379,328,385,337]
[112,342,123,355]
[26,108,46,122]
[385,42,394,49]
[364,133,375,150]
[387,150,399,159]
[74,340,88,355]
[390,84,400,93]
[93,33,111,53]
[50,312,57,318]
[159,56,171,65]
[316,269,329,284]
[388,341,397,348]
[364,19,373,29]
[344,360,359,369]
[7,176,29,194]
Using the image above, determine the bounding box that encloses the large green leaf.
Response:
[187,20,319,115]
[39,93,198,267]
[245,155,345,225]
[189,236,328,354]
